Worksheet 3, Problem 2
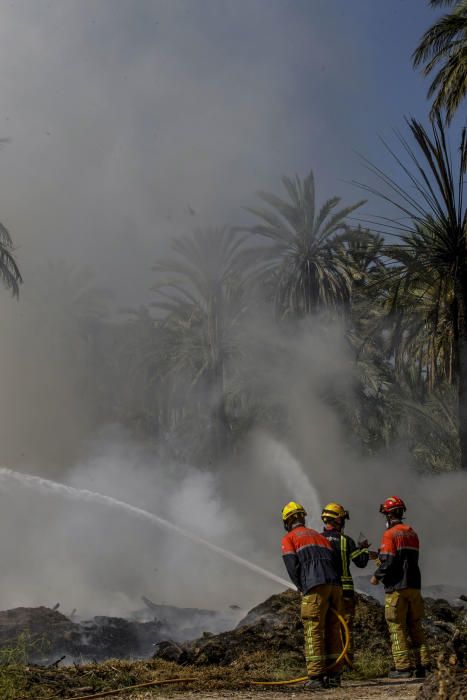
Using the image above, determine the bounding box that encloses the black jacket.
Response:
[374,522,421,592]
[281,525,340,594]
[322,528,369,596]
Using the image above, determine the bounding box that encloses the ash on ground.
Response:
[0,598,241,664]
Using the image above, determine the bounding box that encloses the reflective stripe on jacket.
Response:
[322,528,369,596]
[281,525,340,594]
[374,522,421,592]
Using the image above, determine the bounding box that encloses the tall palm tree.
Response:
[358,115,467,469]
[0,222,22,297]
[413,0,467,123]
[152,227,250,458]
[245,171,365,319]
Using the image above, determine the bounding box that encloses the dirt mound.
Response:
[0,606,163,662]
[154,591,466,668]
[0,606,71,641]
[154,591,387,665]
[1,592,465,699]
[0,601,240,664]
[1,592,464,670]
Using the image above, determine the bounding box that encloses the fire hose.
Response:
[49,607,350,699]
[250,606,351,686]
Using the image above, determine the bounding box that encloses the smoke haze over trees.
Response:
[0,0,465,616]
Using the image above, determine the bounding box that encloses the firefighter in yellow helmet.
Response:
[281,501,345,689]
[321,502,375,663]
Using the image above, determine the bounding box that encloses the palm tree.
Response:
[0,222,22,296]
[245,171,365,319]
[383,235,458,389]
[343,228,385,289]
[400,382,460,472]
[152,227,250,458]
[413,0,467,123]
[357,115,467,469]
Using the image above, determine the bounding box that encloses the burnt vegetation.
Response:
[1,591,466,698]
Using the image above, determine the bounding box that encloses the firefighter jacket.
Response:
[322,527,369,597]
[281,525,340,594]
[374,522,421,593]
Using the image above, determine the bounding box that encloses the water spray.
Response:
[0,467,355,695]
[0,467,293,591]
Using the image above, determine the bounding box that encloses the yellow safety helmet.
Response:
[321,502,349,521]
[282,501,307,522]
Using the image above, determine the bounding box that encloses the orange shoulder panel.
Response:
[379,528,397,556]
[281,532,295,555]
[293,527,333,550]
[392,524,419,550]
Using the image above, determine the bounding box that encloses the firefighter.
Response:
[321,502,374,662]
[281,501,345,689]
[371,496,431,678]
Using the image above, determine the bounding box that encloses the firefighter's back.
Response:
[381,522,421,592]
[281,525,340,594]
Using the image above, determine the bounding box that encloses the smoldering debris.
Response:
[0,602,239,664]
[153,590,467,668]
[2,590,466,697]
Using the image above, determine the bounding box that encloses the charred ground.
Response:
[1,589,465,699]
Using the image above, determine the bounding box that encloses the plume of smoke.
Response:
[237,316,467,592]
[0,304,466,619]
[0,0,463,624]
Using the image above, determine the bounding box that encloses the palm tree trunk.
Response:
[451,296,459,380]
[455,280,467,470]
[207,285,230,459]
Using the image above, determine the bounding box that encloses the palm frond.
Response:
[243,170,365,318]
[0,221,22,297]
[413,1,467,123]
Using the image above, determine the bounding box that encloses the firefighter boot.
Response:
[388,669,413,679]
[303,675,328,690]
[327,671,342,687]
[414,665,431,678]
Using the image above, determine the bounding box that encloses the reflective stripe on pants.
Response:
[384,589,430,670]
[301,584,345,678]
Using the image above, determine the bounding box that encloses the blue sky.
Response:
[0,0,462,303]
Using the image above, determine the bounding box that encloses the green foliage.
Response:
[349,649,392,679]
[0,633,47,699]
[356,115,467,469]
[0,221,22,297]
[413,0,467,123]
[401,382,460,472]
[245,171,366,319]
[15,150,463,474]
